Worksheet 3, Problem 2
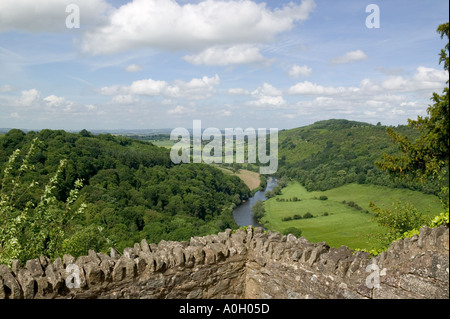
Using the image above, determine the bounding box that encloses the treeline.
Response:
[276,119,441,194]
[0,129,250,263]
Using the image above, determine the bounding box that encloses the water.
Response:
[233,177,278,228]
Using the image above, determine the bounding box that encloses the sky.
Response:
[0,0,448,131]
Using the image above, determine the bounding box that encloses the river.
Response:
[233,177,278,228]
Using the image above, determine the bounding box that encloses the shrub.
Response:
[319,195,328,200]
[293,214,302,220]
[282,227,302,238]
[303,212,314,219]
[282,216,293,221]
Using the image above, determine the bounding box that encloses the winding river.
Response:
[233,177,278,228]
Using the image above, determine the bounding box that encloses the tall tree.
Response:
[377,23,449,203]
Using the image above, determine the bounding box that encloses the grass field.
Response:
[261,182,443,250]
[149,140,177,149]
[216,166,261,191]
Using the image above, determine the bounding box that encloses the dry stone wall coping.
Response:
[0,225,448,299]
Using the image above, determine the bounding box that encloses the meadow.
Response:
[261,182,443,250]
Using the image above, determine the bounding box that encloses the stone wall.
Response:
[0,225,448,299]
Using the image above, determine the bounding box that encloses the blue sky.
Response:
[0,0,448,130]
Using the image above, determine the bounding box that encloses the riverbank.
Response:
[233,177,278,228]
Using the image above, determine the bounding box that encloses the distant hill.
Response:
[277,119,438,194]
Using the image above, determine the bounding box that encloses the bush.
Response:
[303,212,314,219]
[322,212,329,216]
[282,227,303,238]
[319,195,328,200]
[293,214,302,220]
[282,216,293,221]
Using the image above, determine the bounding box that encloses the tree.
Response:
[252,200,266,221]
[0,139,86,265]
[376,22,449,206]
[381,22,449,176]
[369,201,428,245]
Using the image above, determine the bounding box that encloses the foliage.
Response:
[282,227,302,238]
[0,138,86,265]
[276,119,435,193]
[369,201,429,246]
[0,129,251,262]
[376,22,449,206]
[251,200,266,221]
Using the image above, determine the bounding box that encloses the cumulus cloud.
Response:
[287,81,358,95]
[288,66,448,96]
[0,85,13,92]
[18,89,41,106]
[252,82,283,97]
[0,0,112,33]
[288,64,312,77]
[110,95,139,105]
[184,44,268,66]
[226,88,251,95]
[125,64,143,72]
[80,0,316,55]
[168,105,191,115]
[330,50,368,65]
[248,82,286,108]
[99,74,221,101]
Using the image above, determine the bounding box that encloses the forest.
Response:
[0,129,250,264]
[276,119,444,196]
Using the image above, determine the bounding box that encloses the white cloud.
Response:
[125,64,143,72]
[80,0,316,55]
[129,79,168,96]
[287,81,358,95]
[184,45,267,66]
[226,88,251,95]
[252,83,283,97]
[0,0,112,33]
[288,66,448,96]
[110,95,139,105]
[249,95,287,108]
[18,89,41,106]
[44,95,68,107]
[288,64,312,77]
[99,74,221,101]
[248,82,286,108]
[167,105,194,115]
[0,85,13,92]
[330,50,368,65]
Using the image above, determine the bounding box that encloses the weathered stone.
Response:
[84,262,104,286]
[0,226,448,299]
[0,265,22,299]
[110,247,121,259]
[63,254,75,266]
[45,263,63,293]
[141,238,151,254]
[26,258,44,277]
[88,250,101,265]
[17,269,35,299]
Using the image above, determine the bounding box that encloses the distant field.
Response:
[216,166,261,191]
[262,182,443,250]
[149,140,177,149]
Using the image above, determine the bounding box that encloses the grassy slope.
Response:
[262,182,443,250]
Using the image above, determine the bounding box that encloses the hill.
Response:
[276,119,438,193]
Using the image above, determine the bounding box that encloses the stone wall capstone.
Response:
[0,225,448,299]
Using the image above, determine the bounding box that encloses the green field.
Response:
[261,182,443,250]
